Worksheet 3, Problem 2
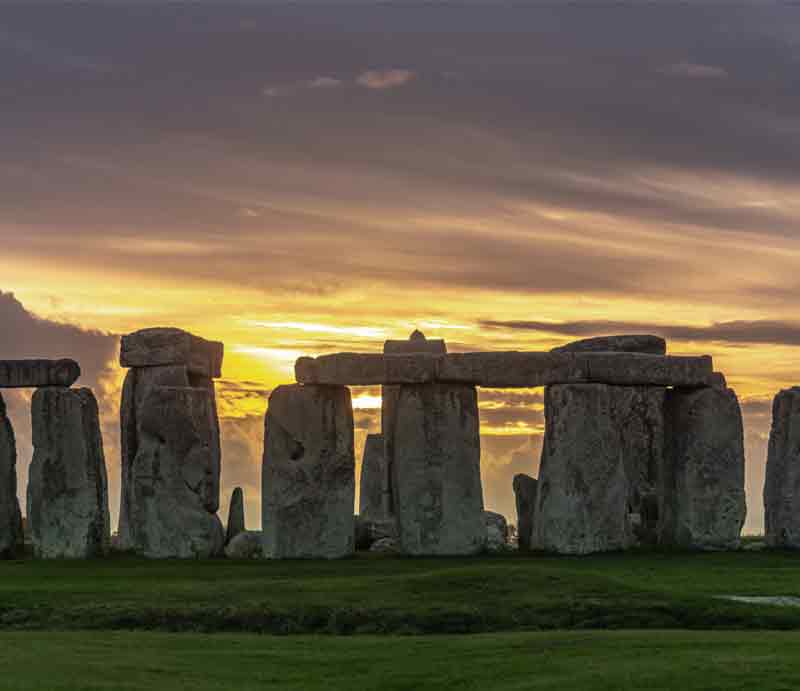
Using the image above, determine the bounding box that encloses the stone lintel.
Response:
[0,360,80,388]
[120,328,224,378]
[295,351,713,388]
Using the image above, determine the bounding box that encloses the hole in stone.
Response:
[290,440,305,461]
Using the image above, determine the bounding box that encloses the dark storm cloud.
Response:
[480,319,800,348]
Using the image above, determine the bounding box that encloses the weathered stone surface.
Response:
[0,395,21,558]
[226,487,245,544]
[384,330,447,355]
[121,328,224,378]
[765,387,800,548]
[513,474,538,551]
[710,372,728,390]
[28,388,110,559]
[296,352,713,388]
[370,537,401,554]
[355,515,396,550]
[485,511,508,552]
[262,384,355,559]
[552,335,666,355]
[662,387,746,550]
[533,384,666,555]
[385,383,484,556]
[225,530,263,559]
[0,359,80,388]
[359,433,391,520]
[126,385,224,558]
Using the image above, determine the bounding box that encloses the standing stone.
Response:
[129,386,224,558]
[513,474,538,551]
[533,384,665,555]
[385,383,485,556]
[359,433,390,519]
[0,394,22,558]
[226,487,246,544]
[765,387,800,548]
[663,387,746,550]
[485,511,508,552]
[28,388,110,559]
[262,384,355,559]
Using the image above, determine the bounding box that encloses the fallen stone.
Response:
[226,487,246,544]
[225,530,263,559]
[0,395,22,558]
[28,388,110,559]
[552,334,666,355]
[355,515,396,550]
[0,359,80,388]
[127,385,224,558]
[765,387,800,548]
[296,352,713,388]
[120,327,224,378]
[662,387,746,550]
[262,384,355,559]
[485,511,508,552]
[359,433,391,520]
[533,384,665,555]
[513,474,538,551]
[385,383,485,556]
[384,330,447,355]
[370,537,401,554]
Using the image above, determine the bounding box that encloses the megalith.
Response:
[765,387,800,548]
[484,511,508,552]
[359,433,390,520]
[119,328,224,558]
[226,486,246,544]
[262,384,355,559]
[28,388,110,559]
[533,384,665,555]
[385,383,485,556]
[0,395,22,558]
[662,386,746,550]
[513,474,538,551]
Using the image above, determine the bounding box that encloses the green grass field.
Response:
[3,551,800,689]
[1,630,799,690]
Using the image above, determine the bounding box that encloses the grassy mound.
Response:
[1,550,800,634]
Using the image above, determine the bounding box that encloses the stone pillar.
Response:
[0,394,22,558]
[262,384,355,559]
[385,383,485,556]
[226,487,245,544]
[119,328,224,558]
[765,387,800,548]
[359,433,389,519]
[513,474,538,551]
[533,384,665,555]
[28,388,110,559]
[662,386,746,550]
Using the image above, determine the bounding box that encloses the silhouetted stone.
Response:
[296,352,713,388]
[0,359,80,388]
[359,433,390,519]
[384,330,447,355]
[28,388,110,559]
[121,327,224,378]
[485,511,508,552]
[533,384,665,555]
[224,530,263,559]
[765,387,800,548]
[262,384,355,559]
[513,474,538,551]
[0,395,22,558]
[710,372,728,390]
[126,385,224,558]
[662,387,746,550]
[385,383,484,556]
[552,335,666,355]
[226,487,245,544]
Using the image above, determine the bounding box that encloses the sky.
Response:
[2,2,800,534]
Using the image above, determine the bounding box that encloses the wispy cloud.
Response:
[663,61,728,79]
[356,69,415,90]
